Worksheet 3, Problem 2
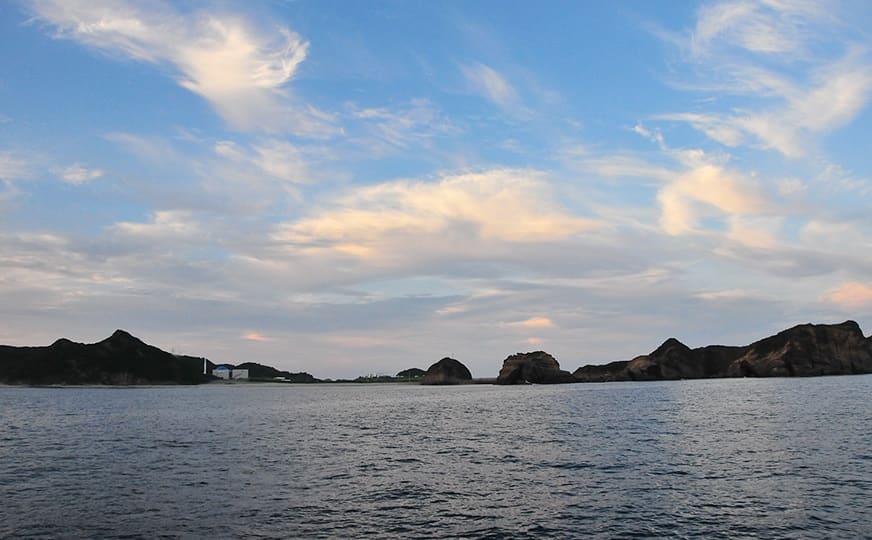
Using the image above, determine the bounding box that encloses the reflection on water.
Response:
[1,377,870,538]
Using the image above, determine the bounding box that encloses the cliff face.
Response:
[727,321,872,377]
[622,339,747,381]
[420,357,472,385]
[573,321,872,382]
[496,351,576,384]
[0,330,209,385]
[573,360,630,382]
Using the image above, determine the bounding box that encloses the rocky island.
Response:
[1,321,870,386]
[496,351,576,384]
[420,357,472,385]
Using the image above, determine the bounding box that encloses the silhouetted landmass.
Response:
[573,321,872,382]
[420,357,472,385]
[234,362,318,383]
[496,351,576,385]
[0,330,210,385]
[396,368,426,379]
[3,321,869,387]
[348,368,425,383]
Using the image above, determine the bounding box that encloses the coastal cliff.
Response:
[573,321,872,382]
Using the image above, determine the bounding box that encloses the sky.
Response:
[2,0,872,378]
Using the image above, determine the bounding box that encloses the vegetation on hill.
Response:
[0,330,209,385]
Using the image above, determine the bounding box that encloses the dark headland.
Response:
[0,330,314,385]
[1,321,871,386]
[571,320,872,382]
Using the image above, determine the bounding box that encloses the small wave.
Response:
[548,461,595,470]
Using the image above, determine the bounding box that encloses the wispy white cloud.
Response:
[215,139,309,184]
[29,0,333,136]
[105,132,181,162]
[56,163,103,184]
[690,0,831,58]
[725,215,782,249]
[655,113,745,147]
[800,219,871,253]
[351,99,460,149]
[0,152,29,181]
[0,152,31,200]
[738,61,872,157]
[694,288,770,302]
[460,62,520,109]
[661,60,872,158]
[658,164,770,234]
[815,161,872,197]
[776,177,807,196]
[105,131,325,214]
[113,210,205,243]
[661,0,872,158]
[348,99,460,157]
[579,153,675,182]
[632,123,665,147]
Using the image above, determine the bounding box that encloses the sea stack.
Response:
[496,351,576,384]
[420,357,472,385]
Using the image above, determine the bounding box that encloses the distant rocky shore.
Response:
[419,320,872,385]
[571,320,872,383]
[1,321,871,386]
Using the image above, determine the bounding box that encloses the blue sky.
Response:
[2,0,872,377]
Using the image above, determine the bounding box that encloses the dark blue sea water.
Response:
[1,376,870,539]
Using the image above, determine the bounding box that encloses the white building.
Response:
[212,366,249,380]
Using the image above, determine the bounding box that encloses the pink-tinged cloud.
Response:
[510,316,555,329]
[822,282,872,309]
[525,337,544,345]
[242,331,272,342]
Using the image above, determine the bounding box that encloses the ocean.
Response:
[1,376,870,539]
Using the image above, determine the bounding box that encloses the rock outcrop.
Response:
[0,330,210,385]
[420,357,472,385]
[573,360,631,382]
[726,320,872,377]
[573,321,872,382]
[496,351,576,384]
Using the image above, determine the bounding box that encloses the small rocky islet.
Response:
[1,321,871,386]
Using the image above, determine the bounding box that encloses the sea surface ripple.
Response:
[1,376,870,539]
